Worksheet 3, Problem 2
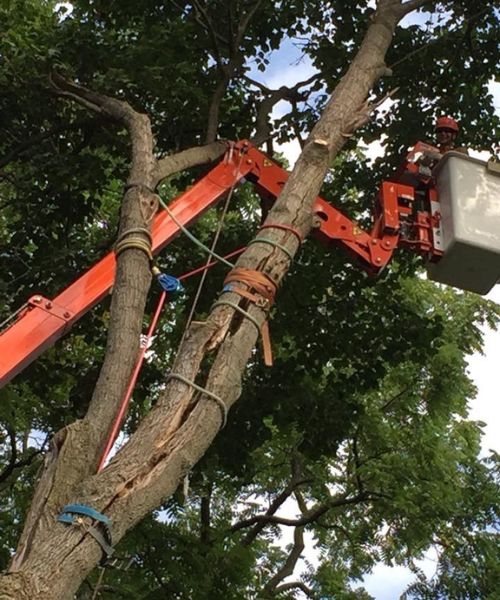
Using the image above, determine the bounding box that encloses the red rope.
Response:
[97,290,167,472]
[97,246,246,472]
[178,246,245,281]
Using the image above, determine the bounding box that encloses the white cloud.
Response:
[279,138,302,167]
[363,563,416,599]
[467,285,500,455]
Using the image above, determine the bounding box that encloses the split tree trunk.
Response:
[0,2,431,598]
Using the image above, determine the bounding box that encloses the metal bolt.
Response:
[63,311,71,318]
[246,159,253,165]
[33,296,42,303]
[376,257,382,264]
[371,239,378,245]
[45,302,52,309]
[312,217,322,229]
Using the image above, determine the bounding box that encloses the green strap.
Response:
[167,372,227,427]
[247,237,294,261]
[157,197,235,269]
[212,299,262,334]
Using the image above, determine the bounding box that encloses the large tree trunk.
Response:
[0,2,430,597]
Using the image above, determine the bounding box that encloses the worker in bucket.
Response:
[435,116,468,155]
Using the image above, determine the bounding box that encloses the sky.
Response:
[246,10,500,600]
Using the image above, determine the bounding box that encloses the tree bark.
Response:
[0,2,430,597]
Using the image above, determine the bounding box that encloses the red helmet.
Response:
[436,116,459,133]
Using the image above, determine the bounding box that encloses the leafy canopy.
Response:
[1,0,499,597]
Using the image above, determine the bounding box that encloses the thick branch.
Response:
[11,74,158,573]
[398,0,436,17]
[155,141,227,185]
[205,56,242,143]
[264,525,305,595]
[50,74,131,122]
[340,86,399,136]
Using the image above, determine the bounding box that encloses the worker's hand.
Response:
[419,150,442,166]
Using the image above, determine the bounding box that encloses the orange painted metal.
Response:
[0,154,254,388]
[0,140,440,388]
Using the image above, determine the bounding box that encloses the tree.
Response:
[1,0,499,597]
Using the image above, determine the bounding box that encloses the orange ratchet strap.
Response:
[223,268,277,367]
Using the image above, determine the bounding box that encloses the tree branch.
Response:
[351,434,365,496]
[192,0,224,68]
[227,3,236,46]
[233,492,369,531]
[398,0,436,17]
[263,486,313,596]
[203,0,266,143]
[340,86,399,136]
[381,385,412,412]
[235,0,265,49]
[200,485,212,545]
[290,100,306,149]
[242,74,272,94]
[237,454,312,546]
[389,6,489,71]
[244,74,320,146]
[0,427,17,484]
[295,489,308,514]
[263,524,305,595]
[50,73,136,125]
[154,140,227,185]
[0,429,45,490]
[11,74,159,571]
[275,581,317,599]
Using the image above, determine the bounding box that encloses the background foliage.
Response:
[1,0,499,597]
